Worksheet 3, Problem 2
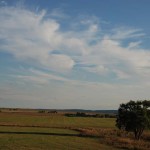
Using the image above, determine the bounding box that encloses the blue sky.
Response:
[1,0,150,109]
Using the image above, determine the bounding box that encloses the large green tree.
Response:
[116,100,150,140]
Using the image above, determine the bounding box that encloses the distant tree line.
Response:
[38,110,57,114]
[65,112,116,118]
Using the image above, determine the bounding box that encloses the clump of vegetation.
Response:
[48,110,57,114]
[116,100,150,140]
[38,110,58,114]
[65,112,116,118]
[38,110,46,113]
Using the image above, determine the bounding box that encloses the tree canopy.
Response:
[116,100,150,140]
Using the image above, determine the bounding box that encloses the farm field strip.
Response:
[0,126,122,150]
[0,113,116,128]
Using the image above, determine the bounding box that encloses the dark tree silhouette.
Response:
[116,100,150,140]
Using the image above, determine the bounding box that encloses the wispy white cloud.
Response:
[50,8,69,19]
[110,27,145,40]
[1,73,150,109]
[11,68,71,85]
[84,65,109,75]
[0,6,74,72]
[16,75,48,85]
[1,5,150,84]
[128,41,142,49]
[28,68,71,83]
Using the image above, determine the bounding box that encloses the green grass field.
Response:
[0,112,121,150]
[0,126,122,150]
[0,112,149,150]
[0,113,116,128]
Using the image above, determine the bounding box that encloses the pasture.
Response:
[0,111,149,150]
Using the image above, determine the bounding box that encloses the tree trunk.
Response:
[134,128,144,140]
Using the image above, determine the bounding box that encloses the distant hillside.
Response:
[58,109,117,114]
[0,108,117,114]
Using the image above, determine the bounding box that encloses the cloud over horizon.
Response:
[1,3,150,109]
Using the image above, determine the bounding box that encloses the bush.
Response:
[38,110,45,113]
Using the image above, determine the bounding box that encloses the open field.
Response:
[0,112,115,128]
[0,111,149,150]
[0,126,120,150]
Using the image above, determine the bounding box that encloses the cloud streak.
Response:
[0,5,150,84]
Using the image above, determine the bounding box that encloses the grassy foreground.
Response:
[0,112,150,150]
[0,127,119,150]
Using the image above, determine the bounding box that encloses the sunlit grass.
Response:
[0,112,121,149]
[0,134,120,150]
[0,126,120,150]
[0,113,116,128]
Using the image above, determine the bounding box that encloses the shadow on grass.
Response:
[0,131,79,136]
[0,131,97,138]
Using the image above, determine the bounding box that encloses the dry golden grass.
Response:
[76,128,150,150]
